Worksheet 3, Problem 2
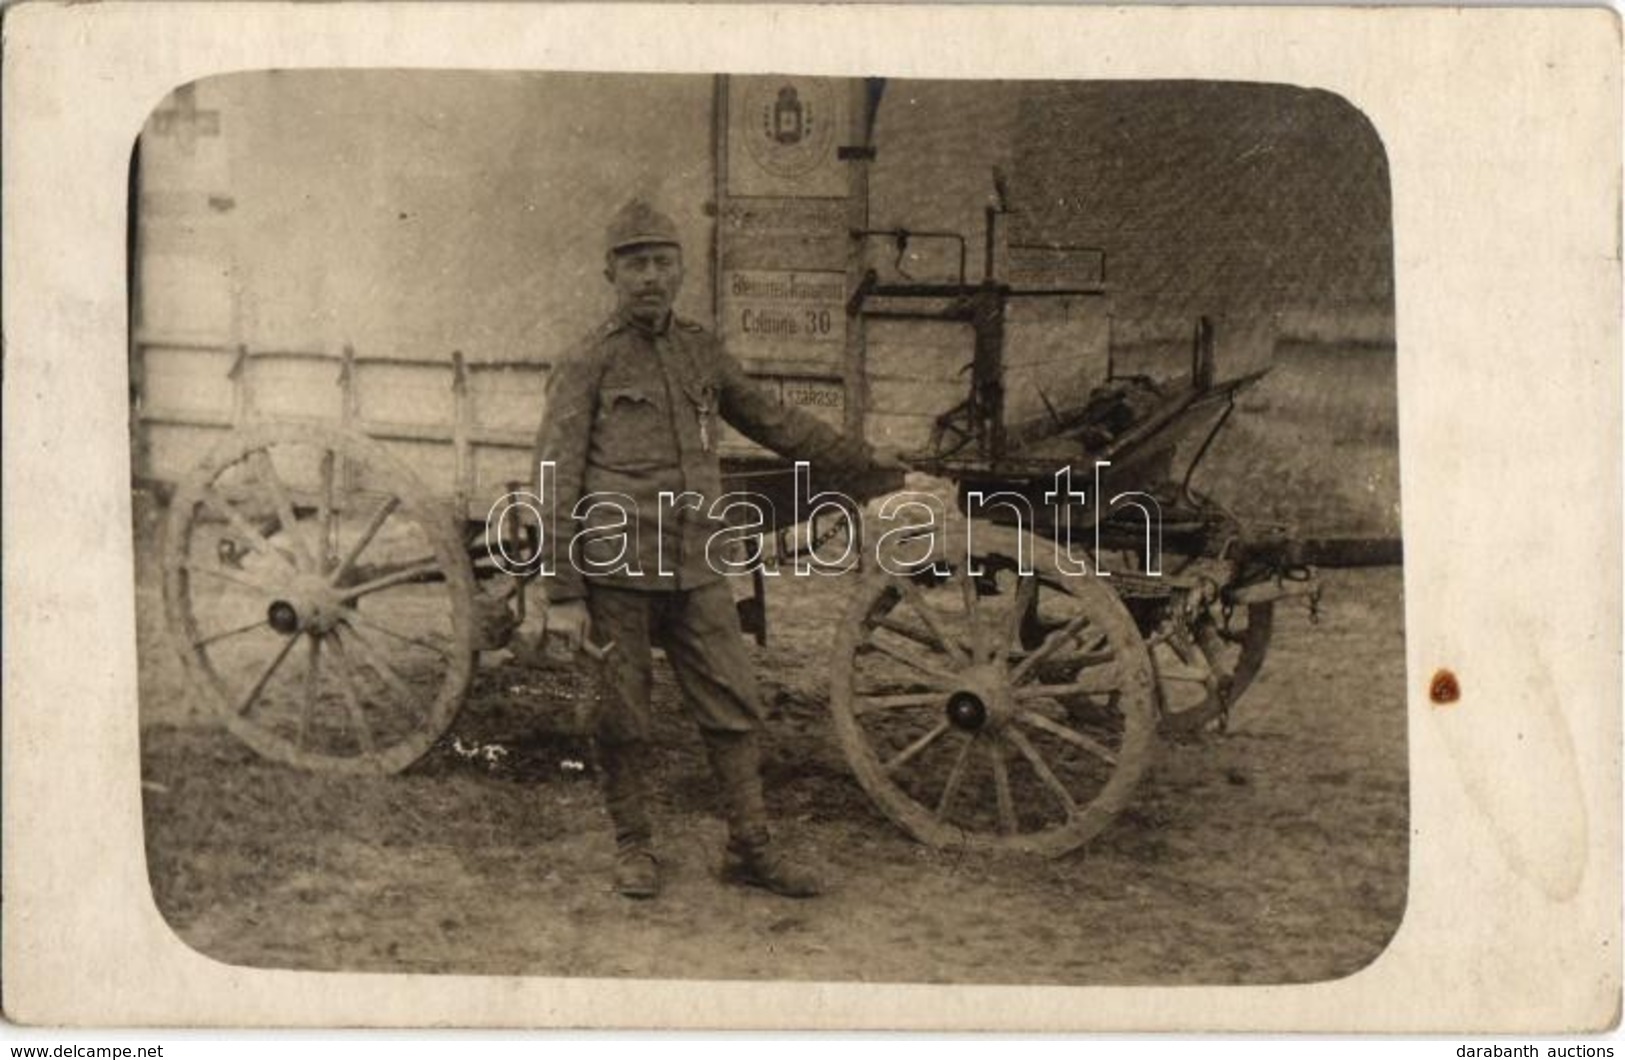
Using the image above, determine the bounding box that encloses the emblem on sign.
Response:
[743,78,836,182]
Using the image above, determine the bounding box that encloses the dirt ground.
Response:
[137,489,1409,985]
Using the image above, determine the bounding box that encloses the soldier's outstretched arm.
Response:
[713,342,878,472]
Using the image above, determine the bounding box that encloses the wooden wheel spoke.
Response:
[958,568,987,662]
[1155,630,1214,685]
[870,614,969,659]
[988,740,1018,834]
[251,449,316,572]
[853,691,945,716]
[883,719,952,776]
[935,736,975,818]
[328,635,377,756]
[338,558,442,602]
[1008,613,1093,684]
[1012,664,1124,699]
[1003,573,1038,656]
[1029,650,1115,684]
[182,562,279,596]
[1163,631,1194,662]
[857,636,959,687]
[1154,660,1215,685]
[330,495,401,586]
[315,448,337,575]
[299,634,322,751]
[1015,709,1119,766]
[898,582,970,666]
[1004,728,1078,820]
[234,632,299,716]
[199,489,298,571]
[854,678,938,696]
[1028,627,1109,659]
[337,622,421,710]
[194,617,270,649]
[345,610,453,658]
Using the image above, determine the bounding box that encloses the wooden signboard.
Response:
[716,74,869,450]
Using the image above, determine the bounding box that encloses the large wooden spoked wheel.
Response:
[830,526,1159,858]
[162,422,477,774]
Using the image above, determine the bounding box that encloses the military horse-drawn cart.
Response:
[139,77,1320,858]
[146,212,1318,860]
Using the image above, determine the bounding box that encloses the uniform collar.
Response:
[608,307,674,338]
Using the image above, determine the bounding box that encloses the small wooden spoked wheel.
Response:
[162,423,476,774]
[829,527,1158,857]
[1149,584,1274,737]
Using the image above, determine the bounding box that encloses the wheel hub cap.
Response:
[946,691,988,731]
[266,575,346,635]
[266,600,301,634]
[944,666,1012,732]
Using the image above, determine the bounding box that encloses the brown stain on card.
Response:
[1429,668,1460,705]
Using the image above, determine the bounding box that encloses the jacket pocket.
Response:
[592,386,670,468]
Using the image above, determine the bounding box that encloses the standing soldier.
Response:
[535,199,898,900]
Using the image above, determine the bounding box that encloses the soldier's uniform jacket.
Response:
[536,310,874,602]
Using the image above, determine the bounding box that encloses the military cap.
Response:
[605,198,681,254]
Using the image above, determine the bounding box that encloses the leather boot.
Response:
[597,739,660,899]
[704,731,822,898]
[612,848,660,900]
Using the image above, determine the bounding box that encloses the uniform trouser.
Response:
[585,581,772,853]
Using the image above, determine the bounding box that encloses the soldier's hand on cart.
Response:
[544,599,592,654]
[847,449,912,503]
[543,600,617,660]
[869,447,912,472]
